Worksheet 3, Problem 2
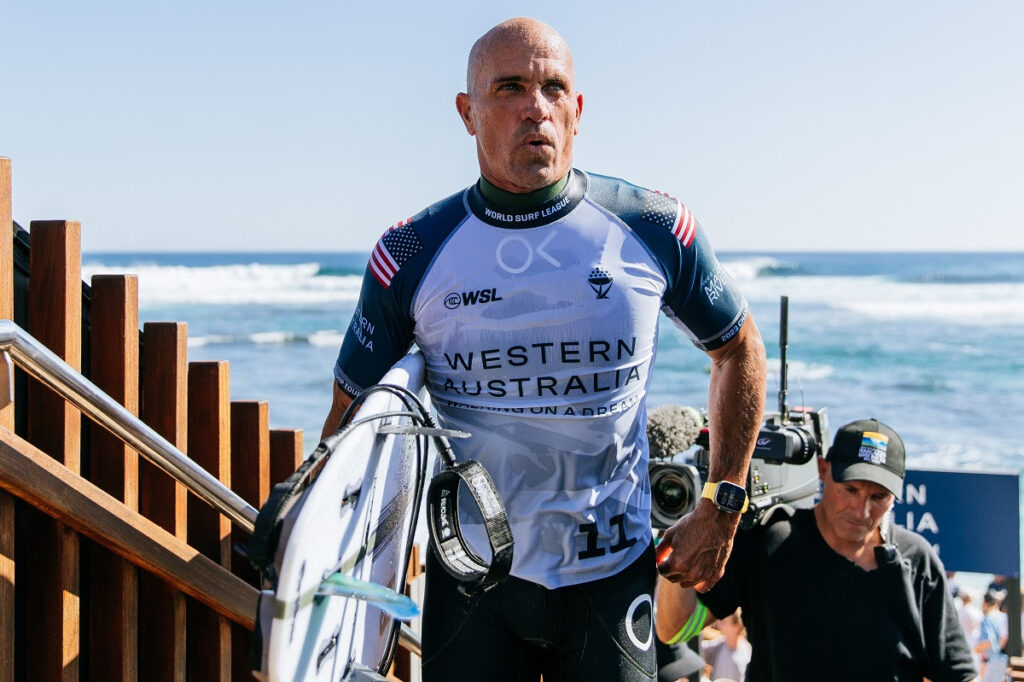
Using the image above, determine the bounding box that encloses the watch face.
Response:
[715,482,747,513]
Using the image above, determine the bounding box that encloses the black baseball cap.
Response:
[826,419,905,498]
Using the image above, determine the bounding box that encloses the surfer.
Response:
[655,420,979,681]
[324,17,767,681]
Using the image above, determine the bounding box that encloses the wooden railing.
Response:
[0,156,313,681]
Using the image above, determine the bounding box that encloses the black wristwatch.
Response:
[701,481,749,514]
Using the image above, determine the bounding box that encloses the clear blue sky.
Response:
[3,1,1022,253]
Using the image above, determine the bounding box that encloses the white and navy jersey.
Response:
[334,169,748,588]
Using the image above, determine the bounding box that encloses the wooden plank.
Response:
[139,322,188,537]
[269,428,303,486]
[25,220,81,682]
[229,401,268,682]
[0,427,257,628]
[0,156,14,682]
[230,400,269,510]
[87,275,139,682]
[25,220,81,462]
[186,361,232,682]
[138,321,188,682]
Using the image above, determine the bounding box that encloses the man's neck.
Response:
[479,173,569,206]
[813,505,882,571]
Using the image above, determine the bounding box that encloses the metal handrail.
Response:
[0,319,258,532]
[0,319,425,658]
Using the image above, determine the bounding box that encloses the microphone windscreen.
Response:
[647,405,703,460]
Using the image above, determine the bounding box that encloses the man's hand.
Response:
[656,500,740,591]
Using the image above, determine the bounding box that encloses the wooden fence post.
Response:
[269,429,304,486]
[187,361,232,682]
[229,400,269,680]
[25,219,82,682]
[0,156,15,682]
[138,322,188,682]
[87,275,140,682]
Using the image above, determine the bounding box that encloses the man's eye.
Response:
[498,83,521,91]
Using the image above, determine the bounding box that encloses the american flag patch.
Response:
[370,218,421,288]
[641,190,698,248]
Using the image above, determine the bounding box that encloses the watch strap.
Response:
[701,480,749,514]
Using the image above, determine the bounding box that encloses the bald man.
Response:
[325,18,766,681]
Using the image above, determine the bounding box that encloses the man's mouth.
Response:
[522,134,552,147]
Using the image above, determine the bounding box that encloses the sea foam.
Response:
[81,262,362,306]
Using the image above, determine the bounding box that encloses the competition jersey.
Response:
[334,169,748,588]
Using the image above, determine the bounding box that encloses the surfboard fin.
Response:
[316,573,420,620]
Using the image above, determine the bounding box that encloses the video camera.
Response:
[648,296,829,531]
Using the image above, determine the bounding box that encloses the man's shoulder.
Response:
[408,186,471,233]
[582,170,703,256]
[365,187,469,291]
[891,523,943,565]
[735,506,806,552]
[583,170,665,217]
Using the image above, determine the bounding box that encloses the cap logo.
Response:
[858,431,889,465]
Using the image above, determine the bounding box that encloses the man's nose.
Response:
[521,86,550,120]
[854,496,873,518]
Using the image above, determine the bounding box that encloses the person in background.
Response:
[699,610,750,681]
[656,419,978,681]
[974,591,1007,682]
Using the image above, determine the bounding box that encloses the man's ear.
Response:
[455,92,476,136]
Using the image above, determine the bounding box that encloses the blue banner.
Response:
[893,468,1021,577]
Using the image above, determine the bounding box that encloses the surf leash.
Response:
[365,385,514,593]
[426,457,514,593]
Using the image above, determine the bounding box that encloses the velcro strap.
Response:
[426,460,513,592]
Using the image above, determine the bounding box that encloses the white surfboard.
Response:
[263,351,427,681]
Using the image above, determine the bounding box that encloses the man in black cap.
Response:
[655,419,979,682]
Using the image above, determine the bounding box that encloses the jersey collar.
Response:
[466,169,587,229]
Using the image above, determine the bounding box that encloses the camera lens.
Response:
[649,463,701,530]
[654,473,689,513]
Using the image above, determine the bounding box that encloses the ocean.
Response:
[81,251,1024,473]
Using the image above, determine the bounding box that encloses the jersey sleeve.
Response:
[333,221,420,396]
[586,175,748,352]
[659,224,749,352]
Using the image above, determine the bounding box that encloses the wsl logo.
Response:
[588,267,613,299]
[444,288,504,310]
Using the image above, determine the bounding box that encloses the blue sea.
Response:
[82,251,1024,473]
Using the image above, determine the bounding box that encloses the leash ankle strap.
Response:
[427,460,513,592]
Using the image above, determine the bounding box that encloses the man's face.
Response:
[816,459,895,546]
[456,31,583,193]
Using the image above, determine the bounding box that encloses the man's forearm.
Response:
[705,314,767,487]
[321,380,355,441]
[655,575,707,643]
[656,315,766,589]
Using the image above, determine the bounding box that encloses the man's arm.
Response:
[655,575,711,643]
[320,380,355,442]
[657,314,766,590]
[920,557,981,682]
